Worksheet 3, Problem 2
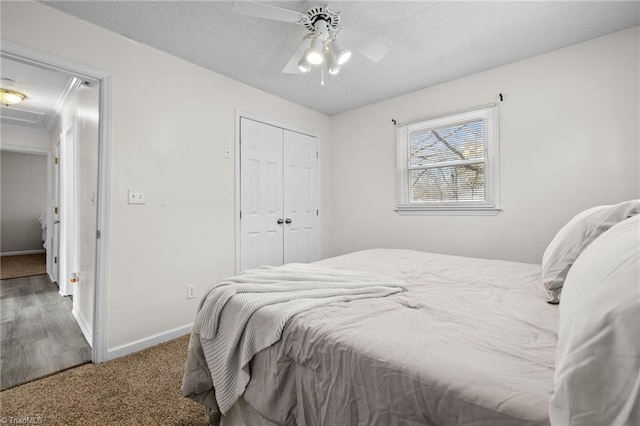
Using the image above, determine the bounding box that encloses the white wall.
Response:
[329,27,639,264]
[1,151,48,253]
[1,1,332,352]
[0,124,50,255]
[0,124,51,151]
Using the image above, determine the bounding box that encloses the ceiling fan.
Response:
[231,1,390,77]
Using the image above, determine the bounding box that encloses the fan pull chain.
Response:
[321,67,325,87]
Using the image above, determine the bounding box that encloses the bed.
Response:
[183,201,639,426]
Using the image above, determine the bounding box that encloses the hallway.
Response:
[1,274,91,390]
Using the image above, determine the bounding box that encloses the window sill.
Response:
[395,207,502,216]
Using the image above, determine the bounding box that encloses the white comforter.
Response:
[185,249,558,425]
[192,263,406,414]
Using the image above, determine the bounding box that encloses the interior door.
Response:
[58,122,76,297]
[52,138,61,284]
[283,130,319,264]
[73,105,100,346]
[240,118,284,271]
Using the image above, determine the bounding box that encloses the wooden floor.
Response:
[0,274,91,390]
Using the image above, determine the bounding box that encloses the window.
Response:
[395,105,499,215]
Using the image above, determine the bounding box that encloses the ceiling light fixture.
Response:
[327,49,341,75]
[304,38,324,65]
[298,57,312,73]
[331,38,352,65]
[293,9,354,83]
[232,2,391,84]
[0,88,26,107]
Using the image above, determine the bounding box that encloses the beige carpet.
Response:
[0,335,209,425]
[0,254,47,280]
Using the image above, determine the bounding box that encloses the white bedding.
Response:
[184,248,559,425]
[192,263,405,414]
[242,249,558,425]
[550,216,640,425]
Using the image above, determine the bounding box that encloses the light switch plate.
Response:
[128,189,145,205]
[187,284,196,299]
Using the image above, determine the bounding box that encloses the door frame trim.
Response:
[1,40,113,363]
[234,110,320,273]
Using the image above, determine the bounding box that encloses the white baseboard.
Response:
[1,249,46,256]
[71,308,93,348]
[105,323,193,361]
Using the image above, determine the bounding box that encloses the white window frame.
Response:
[395,104,500,215]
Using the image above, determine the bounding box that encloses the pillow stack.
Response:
[541,200,640,303]
[549,214,640,425]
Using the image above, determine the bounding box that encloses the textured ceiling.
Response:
[40,1,640,116]
[0,57,75,129]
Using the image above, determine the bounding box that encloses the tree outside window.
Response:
[396,105,499,214]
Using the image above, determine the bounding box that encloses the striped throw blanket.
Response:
[193,263,406,414]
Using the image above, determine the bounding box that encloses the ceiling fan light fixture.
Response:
[298,57,312,73]
[337,50,351,65]
[332,39,352,65]
[327,49,340,75]
[306,50,324,65]
[0,88,26,106]
[233,2,391,80]
[305,38,324,65]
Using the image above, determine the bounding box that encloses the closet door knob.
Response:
[277,218,284,225]
[285,218,292,224]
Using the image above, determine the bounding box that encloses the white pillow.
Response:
[549,215,640,425]
[541,200,640,303]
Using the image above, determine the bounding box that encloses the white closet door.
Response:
[283,130,319,264]
[240,118,284,270]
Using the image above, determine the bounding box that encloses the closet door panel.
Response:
[240,118,284,270]
[283,130,319,264]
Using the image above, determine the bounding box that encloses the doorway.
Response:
[0,59,98,390]
[0,40,112,368]
[0,147,49,279]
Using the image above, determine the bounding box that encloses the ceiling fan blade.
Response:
[340,28,390,63]
[282,39,310,74]
[231,1,303,24]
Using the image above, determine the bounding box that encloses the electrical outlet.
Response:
[187,284,195,299]
[224,146,231,159]
[128,189,145,205]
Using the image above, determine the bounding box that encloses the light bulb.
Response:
[298,58,311,73]
[306,51,323,65]
[305,38,324,65]
[337,49,352,65]
[326,49,340,75]
[332,39,351,65]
